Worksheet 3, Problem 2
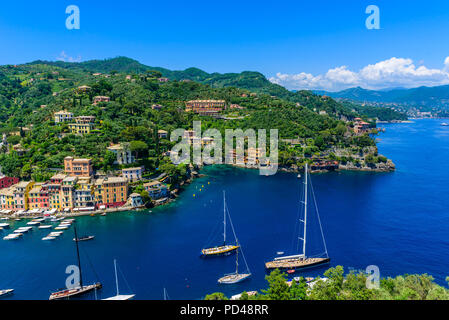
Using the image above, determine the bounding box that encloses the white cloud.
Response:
[56,51,82,63]
[269,57,449,91]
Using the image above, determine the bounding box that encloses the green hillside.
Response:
[0,59,395,184]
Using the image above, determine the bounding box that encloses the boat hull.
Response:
[0,289,14,297]
[265,257,330,272]
[49,283,102,300]
[218,273,251,284]
[201,245,239,257]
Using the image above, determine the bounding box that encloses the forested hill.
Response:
[27,57,406,121]
[0,58,396,181]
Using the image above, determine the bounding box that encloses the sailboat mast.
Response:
[235,248,239,274]
[74,222,83,288]
[223,191,226,246]
[302,163,308,259]
[114,259,119,297]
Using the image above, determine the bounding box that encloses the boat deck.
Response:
[201,245,239,256]
[265,257,330,270]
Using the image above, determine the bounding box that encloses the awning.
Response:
[99,205,106,210]
[64,208,70,212]
[78,207,95,212]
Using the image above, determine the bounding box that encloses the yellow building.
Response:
[95,177,128,208]
[0,187,16,211]
[60,176,78,210]
[47,174,66,210]
[13,181,35,211]
[68,116,96,135]
[27,183,45,210]
[68,123,95,135]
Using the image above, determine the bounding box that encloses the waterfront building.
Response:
[129,193,144,207]
[47,174,66,210]
[122,167,144,182]
[27,183,49,210]
[0,176,19,190]
[74,177,95,209]
[13,181,34,211]
[107,143,135,165]
[247,147,264,165]
[95,177,129,208]
[143,180,169,200]
[0,187,16,211]
[185,100,226,117]
[61,176,77,210]
[64,157,93,177]
[54,110,74,124]
[354,118,370,134]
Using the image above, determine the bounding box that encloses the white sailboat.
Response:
[265,163,330,273]
[218,194,251,284]
[218,246,251,284]
[103,259,135,300]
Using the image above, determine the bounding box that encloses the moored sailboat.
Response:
[218,247,251,284]
[49,222,102,300]
[201,191,239,257]
[102,259,135,300]
[265,163,330,272]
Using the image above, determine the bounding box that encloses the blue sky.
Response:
[1,0,449,90]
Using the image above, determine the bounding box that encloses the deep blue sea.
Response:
[1,118,449,300]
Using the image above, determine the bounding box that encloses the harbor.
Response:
[1,119,449,299]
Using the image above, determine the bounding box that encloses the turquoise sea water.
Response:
[1,118,449,300]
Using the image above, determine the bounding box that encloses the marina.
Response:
[1,120,449,299]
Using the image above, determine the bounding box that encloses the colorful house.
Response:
[0,187,16,211]
[0,176,19,190]
[122,167,144,182]
[64,157,93,177]
[13,181,34,211]
[143,180,169,200]
[95,177,129,208]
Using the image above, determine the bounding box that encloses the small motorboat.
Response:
[0,289,14,297]
[49,232,63,237]
[3,233,22,240]
[277,251,285,255]
[287,269,296,274]
[27,221,40,226]
[38,225,53,229]
[441,122,449,126]
[55,226,69,230]
[42,236,56,241]
[73,236,95,242]
[297,174,301,179]
[0,223,10,229]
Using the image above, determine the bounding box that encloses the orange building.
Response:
[64,157,93,177]
[185,100,226,117]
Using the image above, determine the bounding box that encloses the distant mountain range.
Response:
[315,86,449,108]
